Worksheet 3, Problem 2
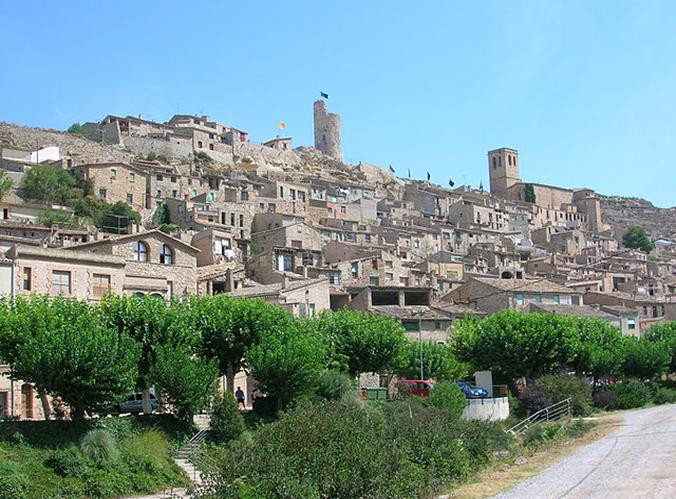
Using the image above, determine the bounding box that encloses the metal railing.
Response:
[506,397,572,436]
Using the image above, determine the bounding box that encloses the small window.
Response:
[92,273,111,298]
[340,206,346,214]
[22,267,32,291]
[171,176,177,183]
[157,174,163,181]
[110,168,117,179]
[369,276,379,286]
[515,292,525,305]
[627,318,636,330]
[132,241,149,262]
[129,173,135,183]
[209,143,214,151]
[172,190,178,198]
[99,188,107,199]
[52,270,71,295]
[328,272,341,285]
[571,295,581,305]
[191,188,197,197]
[553,294,560,304]
[126,193,133,204]
[198,141,203,148]
[239,214,244,227]
[351,262,359,278]
[160,244,173,265]
[533,294,542,304]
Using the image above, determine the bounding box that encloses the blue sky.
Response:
[2,1,675,207]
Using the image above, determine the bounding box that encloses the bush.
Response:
[426,382,467,420]
[610,381,651,409]
[534,374,592,416]
[80,429,119,465]
[316,369,354,401]
[0,459,29,499]
[210,391,246,443]
[47,446,89,477]
[653,386,676,405]
[592,390,617,410]
[522,422,562,446]
[518,388,552,416]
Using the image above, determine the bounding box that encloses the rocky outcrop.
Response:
[600,195,676,241]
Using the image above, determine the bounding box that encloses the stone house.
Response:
[246,246,323,285]
[323,248,408,288]
[229,277,330,318]
[191,228,239,267]
[67,230,199,298]
[166,196,255,241]
[72,162,148,213]
[252,212,305,234]
[251,222,322,253]
[6,244,125,301]
[583,290,670,333]
[527,303,640,336]
[443,276,583,314]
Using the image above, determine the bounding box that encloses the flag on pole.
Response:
[479,181,484,191]
[427,171,431,181]
[388,165,395,173]
[279,122,286,130]
[408,168,411,178]
[320,91,329,99]
[448,179,455,187]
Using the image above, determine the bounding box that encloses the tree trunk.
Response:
[142,387,152,414]
[225,362,235,393]
[40,394,51,421]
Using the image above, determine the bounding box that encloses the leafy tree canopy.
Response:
[623,226,654,252]
[20,165,79,205]
[0,170,13,201]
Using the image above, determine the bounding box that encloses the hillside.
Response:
[600,195,676,241]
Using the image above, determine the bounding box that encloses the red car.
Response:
[399,379,434,397]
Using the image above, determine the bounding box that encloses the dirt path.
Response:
[495,404,676,498]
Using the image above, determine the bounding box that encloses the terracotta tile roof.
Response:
[473,277,579,294]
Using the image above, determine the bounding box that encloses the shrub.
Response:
[395,381,413,399]
[522,422,562,446]
[653,386,676,405]
[80,429,119,465]
[316,369,354,401]
[518,388,552,416]
[458,419,512,464]
[210,391,246,443]
[0,459,29,499]
[47,446,89,477]
[592,390,617,410]
[426,382,467,420]
[534,374,592,416]
[610,381,651,409]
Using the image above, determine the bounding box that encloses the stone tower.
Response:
[488,147,520,198]
[313,100,342,161]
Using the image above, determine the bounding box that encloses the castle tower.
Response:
[488,148,520,198]
[313,100,342,161]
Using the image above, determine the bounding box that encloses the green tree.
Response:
[568,317,626,382]
[452,311,576,382]
[246,322,326,411]
[426,382,467,420]
[189,295,296,393]
[0,170,13,201]
[398,340,467,382]
[152,203,172,226]
[151,343,218,421]
[311,310,408,378]
[524,183,536,203]
[100,201,141,233]
[98,295,174,414]
[644,322,676,373]
[37,209,80,229]
[622,226,654,252]
[209,391,246,443]
[0,296,139,419]
[20,165,78,205]
[67,123,86,136]
[621,336,671,380]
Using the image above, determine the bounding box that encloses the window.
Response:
[129,173,135,183]
[385,272,394,282]
[276,253,293,272]
[533,294,542,304]
[209,192,216,202]
[571,295,581,305]
[160,244,173,265]
[126,193,133,204]
[92,273,111,297]
[328,271,341,285]
[22,267,31,291]
[52,270,71,295]
[279,186,284,198]
[132,241,149,262]
[435,321,442,330]
[369,276,380,286]
[157,174,163,181]
[198,141,203,148]
[372,259,379,270]
[302,252,314,266]
[240,191,248,201]
[99,188,107,199]
[171,176,177,183]
[230,213,235,226]
[110,168,117,179]
[290,188,296,200]
[172,190,178,198]
[553,294,560,304]
[239,214,244,227]
[402,321,420,332]
[351,262,359,278]
[191,188,197,197]
[627,318,636,330]
[385,260,393,269]
[328,207,334,216]
[209,143,214,151]
[340,205,346,214]
[515,292,525,305]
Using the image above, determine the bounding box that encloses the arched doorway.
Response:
[21,384,34,419]
[501,271,513,279]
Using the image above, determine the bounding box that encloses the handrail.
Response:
[507,397,572,435]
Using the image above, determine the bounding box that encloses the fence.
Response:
[506,397,572,436]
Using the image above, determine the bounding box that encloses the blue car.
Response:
[456,381,488,398]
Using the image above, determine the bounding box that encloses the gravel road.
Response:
[495,403,676,498]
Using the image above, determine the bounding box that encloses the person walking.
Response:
[235,386,246,409]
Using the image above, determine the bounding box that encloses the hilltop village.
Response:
[0,100,674,418]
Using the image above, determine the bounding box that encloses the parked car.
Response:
[456,381,488,399]
[113,392,159,414]
[399,379,435,397]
